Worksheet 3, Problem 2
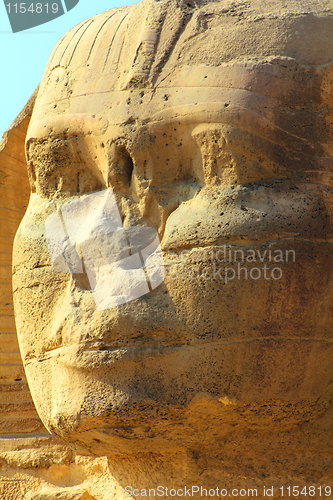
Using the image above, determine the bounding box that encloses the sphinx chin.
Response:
[40,375,330,458]
[44,397,185,456]
[45,398,202,456]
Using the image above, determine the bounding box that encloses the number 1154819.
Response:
[6,3,59,14]
[280,486,332,497]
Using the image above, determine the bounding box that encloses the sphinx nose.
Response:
[106,142,157,228]
[107,143,134,195]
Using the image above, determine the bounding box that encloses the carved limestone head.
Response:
[13,0,333,455]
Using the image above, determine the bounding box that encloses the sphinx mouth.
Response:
[41,330,187,362]
[39,340,188,370]
[43,339,185,354]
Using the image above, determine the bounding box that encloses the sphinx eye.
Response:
[26,137,105,199]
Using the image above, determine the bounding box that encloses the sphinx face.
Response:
[12,0,333,455]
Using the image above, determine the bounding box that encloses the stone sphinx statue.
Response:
[11,0,333,494]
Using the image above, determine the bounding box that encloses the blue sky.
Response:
[0,0,137,140]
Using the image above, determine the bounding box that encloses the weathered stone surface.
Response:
[25,486,95,499]
[1,0,333,497]
[0,440,73,469]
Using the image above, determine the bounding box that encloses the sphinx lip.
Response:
[39,342,188,369]
[40,314,185,359]
[43,324,182,353]
[42,339,187,357]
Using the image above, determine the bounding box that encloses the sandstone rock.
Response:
[25,486,95,500]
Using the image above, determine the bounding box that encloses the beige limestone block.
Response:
[25,486,94,499]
